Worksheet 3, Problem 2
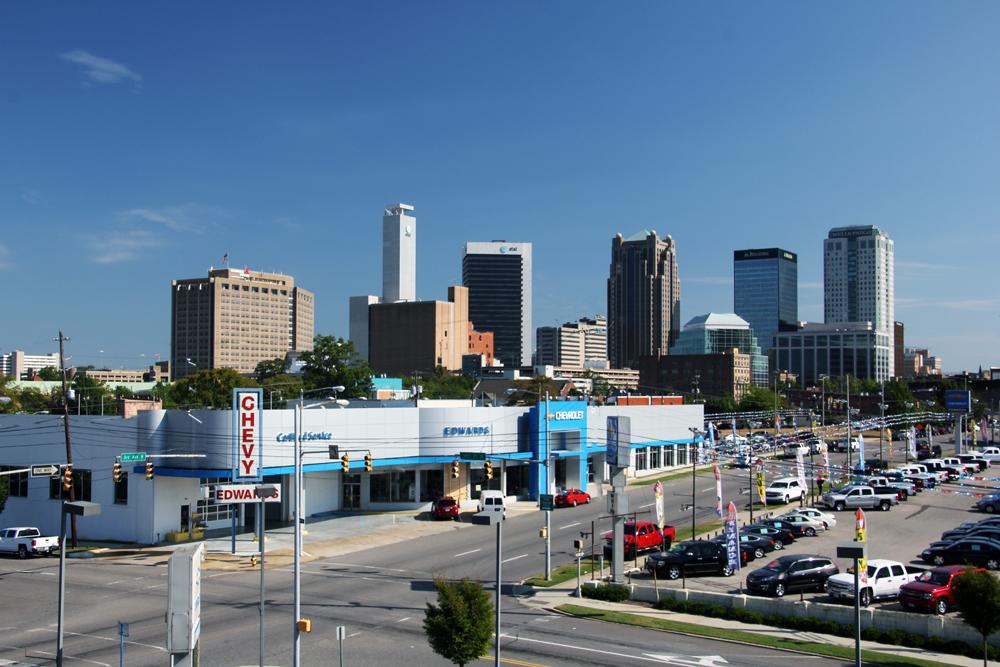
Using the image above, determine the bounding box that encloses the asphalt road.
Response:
[1,442,984,666]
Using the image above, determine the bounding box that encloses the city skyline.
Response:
[3,3,999,372]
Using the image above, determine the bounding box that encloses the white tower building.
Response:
[382,203,416,303]
[823,225,895,379]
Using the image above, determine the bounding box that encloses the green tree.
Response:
[738,386,784,412]
[71,374,113,415]
[951,568,1000,667]
[260,374,304,407]
[423,577,493,667]
[0,474,8,514]
[704,394,737,413]
[169,368,258,409]
[505,376,562,406]
[883,379,915,415]
[36,367,62,381]
[582,370,611,398]
[405,368,476,400]
[299,335,373,399]
[254,357,287,383]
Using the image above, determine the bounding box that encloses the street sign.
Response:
[944,390,971,412]
[539,494,554,511]
[119,452,147,463]
[30,464,61,477]
[460,451,486,461]
[215,484,283,504]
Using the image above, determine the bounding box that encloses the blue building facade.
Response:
[733,248,798,355]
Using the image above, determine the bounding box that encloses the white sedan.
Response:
[783,507,837,530]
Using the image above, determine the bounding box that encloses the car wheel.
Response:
[754,548,765,559]
[880,500,890,512]
[17,546,27,560]
[572,500,577,508]
[774,583,786,597]
[933,555,945,566]
[985,504,996,514]
[835,501,846,511]
[783,496,789,504]
[805,527,816,537]
[935,598,948,615]
[722,565,734,577]
[987,558,999,571]
[859,588,872,607]
[774,541,784,550]
[667,566,681,580]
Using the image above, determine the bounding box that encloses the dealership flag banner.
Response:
[821,442,831,485]
[795,447,806,489]
[857,432,865,465]
[731,418,738,439]
[714,464,723,517]
[774,413,782,434]
[724,501,740,573]
[855,508,868,583]
[708,422,717,450]
[927,424,934,450]
[908,426,917,459]
[654,481,665,532]
[755,464,766,502]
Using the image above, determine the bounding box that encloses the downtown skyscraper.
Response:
[733,248,798,354]
[607,230,680,370]
[824,225,895,377]
[462,241,533,368]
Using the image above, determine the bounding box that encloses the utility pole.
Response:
[56,331,77,547]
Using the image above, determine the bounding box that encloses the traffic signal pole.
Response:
[56,330,77,547]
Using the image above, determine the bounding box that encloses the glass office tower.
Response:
[733,248,798,354]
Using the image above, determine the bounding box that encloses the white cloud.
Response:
[0,243,13,270]
[60,50,141,86]
[895,260,959,271]
[20,188,42,205]
[117,204,228,233]
[685,276,733,286]
[87,229,163,264]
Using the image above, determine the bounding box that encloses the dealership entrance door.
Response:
[342,473,361,511]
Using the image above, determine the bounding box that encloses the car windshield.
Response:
[866,565,878,577]
[667,542,689,553]
[624,525,637,535]
[771,483,787,488]
[762,559,786,571]
[438,498,456,506]
[918,571,953,586]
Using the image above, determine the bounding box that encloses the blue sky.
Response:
[2,2,998,372]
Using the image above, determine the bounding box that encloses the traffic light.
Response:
[450,459,460,478]
[145,460,154,480]
[484,461,493,480]
[113,460,122,484]
[341,454,350,473]
[364,453,373,473]
[62,465,73,493]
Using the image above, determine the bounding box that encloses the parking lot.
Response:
[629,442,1000,613]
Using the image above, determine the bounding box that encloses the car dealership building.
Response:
[0,399,702,544]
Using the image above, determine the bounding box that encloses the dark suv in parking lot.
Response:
[746,554,839,597]
[644,540,745,579]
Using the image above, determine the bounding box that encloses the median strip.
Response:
[554,604,947,667]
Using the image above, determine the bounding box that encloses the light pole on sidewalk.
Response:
[57,501,101,667]
[472,509,503,667]
[293,387,348,667]
[256,484,277,667]
[688,427,704,539]
[506,387,553,580]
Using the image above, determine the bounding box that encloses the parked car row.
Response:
[919,516,1000,570]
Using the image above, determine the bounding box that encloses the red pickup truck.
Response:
[899,565,984,615]
[603,520,675,558]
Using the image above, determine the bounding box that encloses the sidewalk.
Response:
[518,582,995,667]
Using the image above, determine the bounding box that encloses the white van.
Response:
[477,490,506,518]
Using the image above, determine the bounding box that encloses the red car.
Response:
[554,488,591,508]
[431,496,460,520]
[899,565,984,614]
[603,520,675,558]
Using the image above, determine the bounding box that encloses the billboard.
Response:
[944,390,971,412]
[606,416,631,468]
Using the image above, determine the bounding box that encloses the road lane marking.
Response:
[397,617,411,623]
[501,554,528,564]
[558,522,581,530]
[498,634,723,664]
[639,502,655,508]
[454,548,482,558]
[483,655,547,667]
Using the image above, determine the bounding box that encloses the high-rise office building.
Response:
[462,241,532,368]
[535,316,608,368]
[368,286,470,375]
[170,268,314,380]
[0,351,60,378]
[607,230,680,369]
[824,225,895,377]
[733,248,797,354]
[669,313,768,386]
[382,203,416,303]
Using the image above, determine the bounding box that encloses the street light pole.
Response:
[293,389,302,667]
[846,375,852,469]
[544,391,551,581]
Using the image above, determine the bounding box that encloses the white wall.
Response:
[303,471,340,517]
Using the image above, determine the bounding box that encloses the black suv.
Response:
[746,554,839,597]
[644,540,745,580]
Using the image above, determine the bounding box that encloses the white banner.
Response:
[795,448,806,489]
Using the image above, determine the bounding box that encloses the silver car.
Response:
[783,507,838,529]
[775,512,826,536]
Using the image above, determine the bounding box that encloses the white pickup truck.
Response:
[0,527,60,559]
[825,558,924,607]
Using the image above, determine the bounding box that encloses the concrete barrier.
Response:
[629,585,999,650]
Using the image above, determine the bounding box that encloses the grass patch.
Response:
[631,467,714,487]
[524,558,596,587]
[555,604,947,667]
[673,520,724,542]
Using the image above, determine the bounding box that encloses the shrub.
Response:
[581,583,630,603]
